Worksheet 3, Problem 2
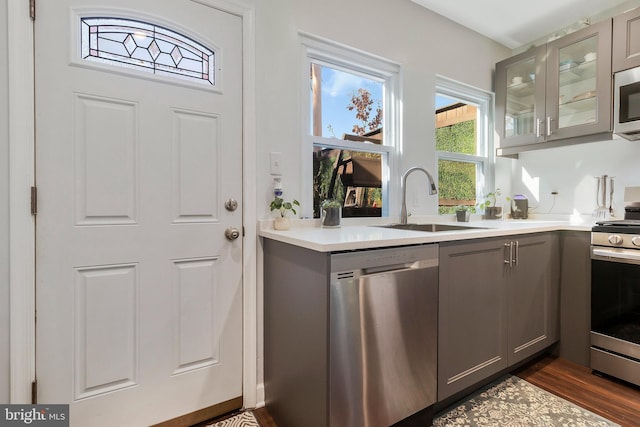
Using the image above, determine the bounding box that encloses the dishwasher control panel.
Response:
[330,244,438,276]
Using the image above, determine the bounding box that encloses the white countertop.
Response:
[258,215,593,252]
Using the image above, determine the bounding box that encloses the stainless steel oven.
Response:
[591,220,640,386]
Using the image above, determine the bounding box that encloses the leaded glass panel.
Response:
[80,17,215,85]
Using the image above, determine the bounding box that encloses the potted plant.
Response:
[478,189,510,220]
[455,205,473,222]
[321,199,342,228]
[270,197,300,230]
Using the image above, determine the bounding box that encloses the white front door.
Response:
[35,1,243,425]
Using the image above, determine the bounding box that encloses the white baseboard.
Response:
[254,383,265,408]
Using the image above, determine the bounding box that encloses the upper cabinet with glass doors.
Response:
[495,45,546,148]
[496,19,612,156]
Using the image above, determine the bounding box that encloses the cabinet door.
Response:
[613,7,640,72]
[545,19,612,140]
[438,239,508,401]
[507,233,560,365]
[495,45,546,148]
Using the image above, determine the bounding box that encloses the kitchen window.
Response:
[300,33,400,218]
[435,77,494,214]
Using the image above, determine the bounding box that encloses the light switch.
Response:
[270,152,282,175]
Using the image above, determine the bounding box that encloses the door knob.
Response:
[225,227,241,241]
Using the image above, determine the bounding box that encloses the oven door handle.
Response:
[592,247,640,264]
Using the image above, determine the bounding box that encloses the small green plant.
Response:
[320,199,341,227]
[456,204,476,213]
[477,189,511,219]
[270,197,300,218]
[477,189,510,210]
[321,199,341,209]
[455,204,474,222]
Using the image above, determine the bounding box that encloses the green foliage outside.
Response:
[313,149,346,218]
[435,120,475,153]
[436,120,477,214]
[313,149,381,218]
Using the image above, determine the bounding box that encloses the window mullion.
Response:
[436,151,486,164]
[313,137,392,155]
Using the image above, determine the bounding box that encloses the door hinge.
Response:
[29,0,35,21]
[30,186,37,215]
[31,379,37,404]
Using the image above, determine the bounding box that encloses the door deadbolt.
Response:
[225,198,238,212]
[225,227,241,241]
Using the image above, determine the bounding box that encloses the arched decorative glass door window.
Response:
[80,17,215,85]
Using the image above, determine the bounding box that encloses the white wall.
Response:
[0,0,10,404]
[510,138,640,218]
[251,0,511,218]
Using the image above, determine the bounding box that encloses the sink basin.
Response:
[377,223,487,232]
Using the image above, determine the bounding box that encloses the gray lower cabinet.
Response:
[263,239,331,427]
[438,233,560,401]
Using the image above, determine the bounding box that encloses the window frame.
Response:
[299,32,401,218]
[435,76,495,212]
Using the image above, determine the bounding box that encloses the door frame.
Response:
[7,0,258,409]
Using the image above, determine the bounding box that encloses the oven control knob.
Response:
[632,236,640,247]
[608,234,624,245]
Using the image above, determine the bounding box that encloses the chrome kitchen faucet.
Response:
[400,166,438,224]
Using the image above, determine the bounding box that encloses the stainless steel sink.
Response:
[377,223,487,232]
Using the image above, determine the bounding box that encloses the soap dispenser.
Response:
[273,177,283,198]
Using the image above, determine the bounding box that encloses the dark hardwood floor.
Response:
[199,355,640,427]
[252,407,277,427]
[514,355,640,427]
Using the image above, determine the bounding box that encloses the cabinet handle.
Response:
[546,116,553,136]
[504,241,519,267]
[536,118,541,138]
[504,242,513,267]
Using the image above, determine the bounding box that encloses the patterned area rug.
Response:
[433,375,620,427]
[207,411,260,427]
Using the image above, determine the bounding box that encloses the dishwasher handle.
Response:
[362,258,438,275]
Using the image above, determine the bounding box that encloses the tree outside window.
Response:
[310,63,385,218]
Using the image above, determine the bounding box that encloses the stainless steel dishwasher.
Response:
[329,244,438,427]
